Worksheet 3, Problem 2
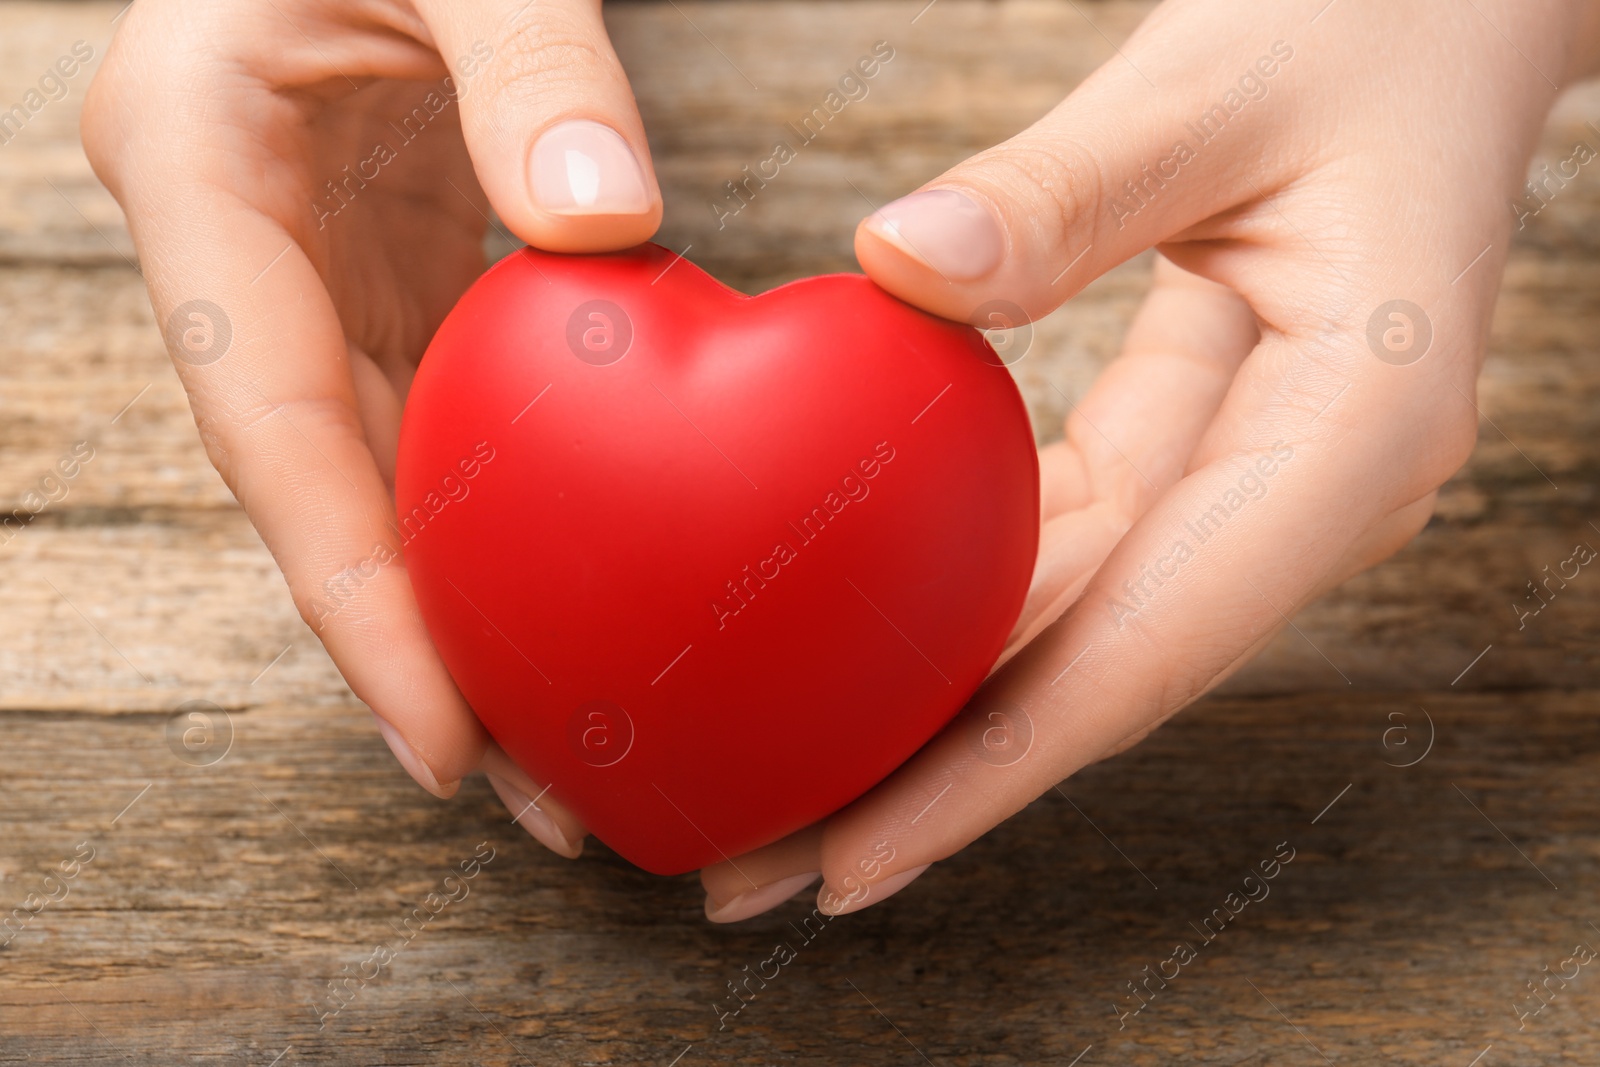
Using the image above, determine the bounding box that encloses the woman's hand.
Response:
[703,0,1600,921]
[82,0,662,854]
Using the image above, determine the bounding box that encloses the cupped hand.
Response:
[82,0,663,854]
[703,0,1600,921]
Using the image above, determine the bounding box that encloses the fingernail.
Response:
[817,864,931,917]
[866,189,1003,281]
[372,714,457,799]
[530,119,652,216]
[487,773,582,859]
[704,872,821,924]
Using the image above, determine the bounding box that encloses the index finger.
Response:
[83,3,491,793]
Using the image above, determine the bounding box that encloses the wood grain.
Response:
[2,0,1599,1063]
[5,693,1600,1065]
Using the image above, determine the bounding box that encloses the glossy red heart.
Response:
[396,244,1038,874]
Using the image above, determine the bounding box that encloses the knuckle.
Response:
[79,58,129,181]
[969,135,1106,249]
[190,409,242,496]
[292,588,331,634]
[1389,491,1440,546]
[1285,299,1484,501]
[79,1,224,188]
[1411,403,1481,487]
[1149,635,1243,715]
[189,391,366,510]
[1383,335,1486,492]
[489,22,612,102]
[78,82,113,169]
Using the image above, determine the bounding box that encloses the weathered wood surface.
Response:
[5,693,1600,1065]
[2,0,1599,1063]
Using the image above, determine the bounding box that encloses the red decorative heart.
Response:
[396,244,1038,874]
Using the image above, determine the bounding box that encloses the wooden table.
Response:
[3,1,1598,1063]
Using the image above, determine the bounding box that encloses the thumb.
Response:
[855,24,1300,322]
[416,0,663,252]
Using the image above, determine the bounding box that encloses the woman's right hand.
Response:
[83,0,664,855]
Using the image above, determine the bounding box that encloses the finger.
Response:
[716,260,1262,901]
[1038,257,1256,520]
[854,9,1303,322]
[808,317,1481,911]
[1314,491,1439,597]
[1002,503,1127,660]
[1037,439,1089,521]
[84,23,491,795]
[1095,490,1440,761]
[413,0,662,252]
[1016,258,1258,644]
[175,213,490,794]
[481,744,588,858]
[349,343,404,491]
[700,825,824,924]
